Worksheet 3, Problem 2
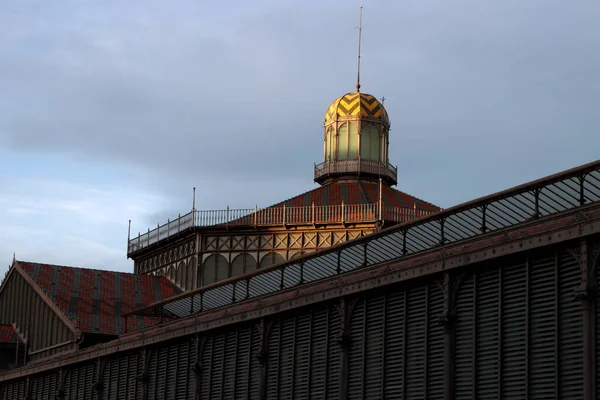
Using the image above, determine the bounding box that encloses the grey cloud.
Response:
[1,0,600,210]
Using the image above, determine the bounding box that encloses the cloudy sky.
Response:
[0,0,599,276]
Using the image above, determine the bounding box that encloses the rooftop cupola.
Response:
[313,2,398,186]
[314,92,397,186]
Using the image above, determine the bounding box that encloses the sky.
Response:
[0,0,599,277]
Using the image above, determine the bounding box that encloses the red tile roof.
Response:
[17,262,181,336]
[271,181,440,219]
[281,181,438,209]
[0,325,17,344]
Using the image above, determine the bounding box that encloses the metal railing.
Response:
[123,160,600,322]
[314,159,398,183]
[127,203,434,255]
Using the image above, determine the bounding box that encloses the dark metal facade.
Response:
[0,240,597,399]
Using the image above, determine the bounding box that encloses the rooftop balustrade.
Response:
[314,159,398,184]
[127,202,433,256]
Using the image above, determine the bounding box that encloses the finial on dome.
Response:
[356,0,363,93]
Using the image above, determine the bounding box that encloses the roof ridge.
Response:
[387,186,442,210]
[16,260,161,279]
[263,182,441,211]
[13,262,80,335]
[17,264,78,323]
[15,261,181,336]
[264,185,322,208]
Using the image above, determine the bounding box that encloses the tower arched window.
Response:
[337,123,348,160]
[325,126,335,161]
[348,122,359,159]
[359,122,378,161]
[260,252,285,268]
[231,253,257,277]
[203,254,229,286]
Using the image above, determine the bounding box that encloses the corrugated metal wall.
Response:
[0,243,592,399]
[454,250,583,399]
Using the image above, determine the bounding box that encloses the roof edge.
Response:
[13,261,80,339]
[0,260,18,298]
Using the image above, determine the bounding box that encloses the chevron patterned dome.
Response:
[324,92,389,126]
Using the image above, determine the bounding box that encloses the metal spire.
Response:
[356,0,364,92]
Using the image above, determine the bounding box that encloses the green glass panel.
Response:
[337,124,348,160]
[381,132,387,162]
[370,129,379,160]
[360,131,370,159]
[326,127,333,161]
[348,122,358,159]
[360,123,380,161]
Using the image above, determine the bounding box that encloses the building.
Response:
[0,261,181,367]
[127,91,440,291]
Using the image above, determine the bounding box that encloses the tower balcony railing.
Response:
[314,159,398,183]
[127,202,436,256]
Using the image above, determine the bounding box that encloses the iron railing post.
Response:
[378,177,383,221]
[579,174,586,206]
[534,188,541,219]
[127,220,131,255]
[481,205,487,233]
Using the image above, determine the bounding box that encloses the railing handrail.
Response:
[313,158,398,180]
[127,202,432,255]
[314,158,396,168]
[122,159,600,320]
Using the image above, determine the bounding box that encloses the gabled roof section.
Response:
[16,262,182,336]
[270,181,440,212]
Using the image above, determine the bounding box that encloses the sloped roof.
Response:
[17,262,181,336]
[0,325,17,344]
[272,181,440,212]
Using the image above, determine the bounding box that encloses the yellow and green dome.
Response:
[325,92,389,126]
